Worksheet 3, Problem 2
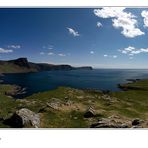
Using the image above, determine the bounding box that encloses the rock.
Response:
[84,106,96,118]
[46,98,63,110]
[47,102,59,110]
[4,108,40,128]
[76,96,84,99]
[90,116,130,128]
[132,119,143,126]
[64,100,73,106]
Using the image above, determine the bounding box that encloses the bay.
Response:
[2,69,148,98]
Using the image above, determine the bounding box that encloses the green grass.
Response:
[119,79,148,90]
[41,110,89,128]
[18,82,148,126]
[0,85,19,118]
[1,79,148,127]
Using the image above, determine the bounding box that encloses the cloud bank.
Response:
[0,48,13,53]
[119,46,148,56]
[94,7,144,38]
[141,10,148,27]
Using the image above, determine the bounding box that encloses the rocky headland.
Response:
[0,58,93,73]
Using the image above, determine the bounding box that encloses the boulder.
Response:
[84,106,96,118]
[46,98,63,110]
[4,108,40,128]
[131,119,144,128]
[64,100,73,106]
[132,119,142,126]
[90,116,130,128]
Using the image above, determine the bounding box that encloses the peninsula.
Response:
[0,58,93,73]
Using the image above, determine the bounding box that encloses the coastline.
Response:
[0,71,147,99]
[1,69,148,128]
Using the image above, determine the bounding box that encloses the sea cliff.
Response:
[0,58,93,73]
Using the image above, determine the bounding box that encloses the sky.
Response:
[1,8,148,68]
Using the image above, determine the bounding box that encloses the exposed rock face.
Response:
[4,85,26,97]
[5,108,40,128]
[132,119,142,126]
[90,116,130,128]
[84,106,96,118]
[46,98,63,110]
[131,119,144,128]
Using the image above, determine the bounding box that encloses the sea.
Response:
[1,69,148,98]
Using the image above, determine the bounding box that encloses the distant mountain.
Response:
[0,58,93,73]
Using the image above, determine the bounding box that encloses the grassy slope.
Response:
[19,82,148,127]
[0,84,20,127]
[0,79,148,127]
[0,63,36,73]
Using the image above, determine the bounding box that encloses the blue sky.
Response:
[1,8,148,68]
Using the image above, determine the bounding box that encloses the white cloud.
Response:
[40,52,45,55]
[141,10,148,27]
[42,45,54,50]
[104,54,117,58]
[90,51,94,54]
[104,54,108,57]
[48,52,54,55]
[94,7,144,38]
[0,48,13,53]
[67,27,80,37]
[8,45,21,49]
[96,22,102,28]
[58,53,66,57]
[94,7,126,18]
[119,46,148,56]
[113,55,117,58]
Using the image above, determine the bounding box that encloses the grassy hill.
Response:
[0,79,148,128]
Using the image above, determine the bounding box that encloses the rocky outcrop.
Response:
[4,85,26,97]
[84,106,96,118]
[131,118,144,128]
[90,116,130,128]
[4,108,40,128]
[46,98,63,110]
[90,115,148,128]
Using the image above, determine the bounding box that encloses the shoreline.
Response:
[0,77,148,128]
[0,75,145,99]
[1,67,148,100]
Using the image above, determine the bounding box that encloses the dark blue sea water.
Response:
[1,69,148,98]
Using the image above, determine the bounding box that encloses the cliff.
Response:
[0,58,93,73]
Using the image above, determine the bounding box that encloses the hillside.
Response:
[0,79,148,128]
[0,58,93,73]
